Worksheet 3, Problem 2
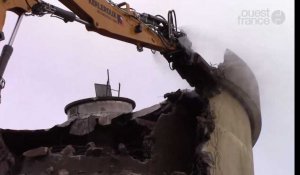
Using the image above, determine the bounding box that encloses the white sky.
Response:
[0,0,294,175]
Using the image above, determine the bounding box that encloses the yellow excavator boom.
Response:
[0,0,218,103]
[59,0,176,52]
[0,0,177,52]
[0,0,39,40]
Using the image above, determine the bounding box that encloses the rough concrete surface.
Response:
[205,91,254,175]
[0,90,216,175]
[0,49,261,175]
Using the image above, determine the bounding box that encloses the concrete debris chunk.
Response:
[58,169,69,175]
[46,166,54,174]
[86,142,96,148]
[22,147,49,158]
[60,145,75,156]
[118,143,128,155]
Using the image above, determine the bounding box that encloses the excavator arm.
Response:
[0,0,218,102]
[0,0,38,40]
[0,0,179,51]
[58,0,177,52]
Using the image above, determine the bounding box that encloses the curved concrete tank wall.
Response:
[65,97,135,120]
[206,90,254,175]
[204,49,261,175]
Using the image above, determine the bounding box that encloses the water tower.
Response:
[64,70,135,123]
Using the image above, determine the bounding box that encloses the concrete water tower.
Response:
[64,70,135,122]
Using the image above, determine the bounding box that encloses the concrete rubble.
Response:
[0,49,261,175]
[0,89,215,175]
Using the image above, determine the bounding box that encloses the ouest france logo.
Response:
[238,9,286,25]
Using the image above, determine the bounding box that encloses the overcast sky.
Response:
[0,0,294,174]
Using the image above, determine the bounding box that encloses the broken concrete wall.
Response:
[0,90,215,175]
[205,90,254,175]
[0,70,260,175]
[0,90,259,175]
